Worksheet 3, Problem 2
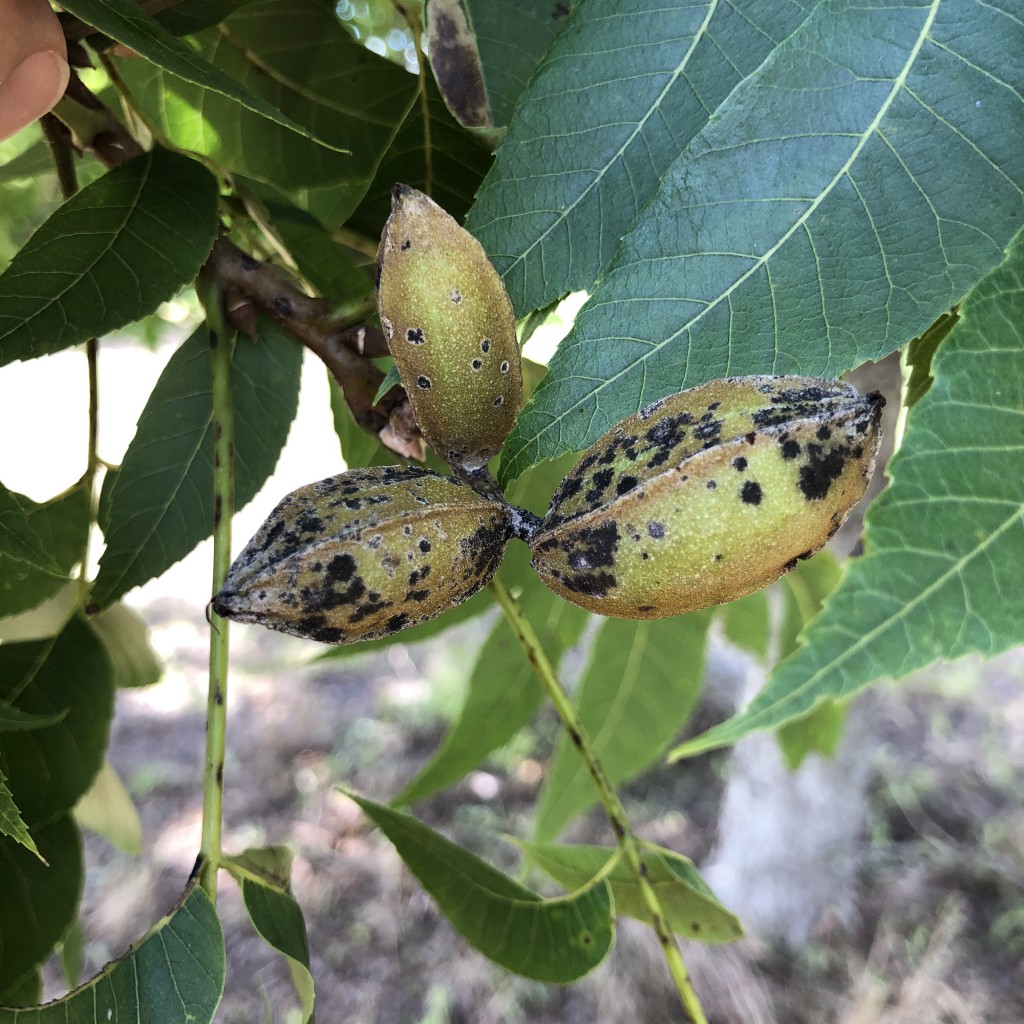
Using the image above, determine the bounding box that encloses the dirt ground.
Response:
[53,593,1024,1024]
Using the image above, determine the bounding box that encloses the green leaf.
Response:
[0,486,89,618]
[776,699,847,770]
[0,149,218,367]
[0,486,65,579]
[467,0,815,316]
[57,918,84,990]
[347,791,613,982]
[463,0,572,130]
[0,618,115,825]
[372,362,403,407]
[518,840,743,944]
[0,815,83,996]
[672,230,1024,758]
[0,768,39,859]
[534,611,710,842]
[338,71,493,237]
[155,0,263,34]
[0,707,66,734]
[87,603,163,689]
[778,551,842,662]
[60,0,338,147]
[500,0,1024,482]
[236,184,373,302]
[721,591,771,664]
[92,320,302,606]
[73,761,143,855]
[905,308,959,409]
[225,847,314,1024]
[0,970,41,1010]
[0,141,52,185]
[396,582,588,805]
[115,0,406,213]
[0,880,225,1022]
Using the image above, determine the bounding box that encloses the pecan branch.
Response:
[50,65,423,461]
[208,238,424,460]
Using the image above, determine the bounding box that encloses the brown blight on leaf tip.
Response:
[530,375,884,619]
[213,466,513,644]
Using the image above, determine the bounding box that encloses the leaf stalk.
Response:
[488,578,709,1024]
[199,323,235,898]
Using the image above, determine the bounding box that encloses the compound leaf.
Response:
[0,880,224,1023]
[501,0,1024,481]
[348,791,613,982]
[674,229,1024,757]
[92,320,301,607]
[534,610,710,842]
[0,149,218,367]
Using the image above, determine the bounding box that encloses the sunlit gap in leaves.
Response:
[337,0,419,73]
[520,290,590,367]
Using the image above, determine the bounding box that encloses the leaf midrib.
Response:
[497,0,721,283]
[524,0,944,455]
[0,152,154,349]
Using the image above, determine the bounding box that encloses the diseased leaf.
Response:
[348,791,614,982]
[518,840,743,943]
[500,0,1024,481]
[73,761,143,855]
[396,581,587,806]
[60,0,339,146]
[427,0,492,131]
[0,149,218,367]
[534,611,710,842]
[92,320,302,607]
[0,618,115,825]
[226,847,314,1024]
[0,485,65,579]
[467,0,816,316]
[0,880,225,1023]
[0,486,89,618]
[673,230,1024,758]
[463,0,573,130]
[0,815,83,996]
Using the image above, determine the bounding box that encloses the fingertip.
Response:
[0,49,71,142]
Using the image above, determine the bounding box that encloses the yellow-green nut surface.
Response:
[376,184,522,470]
[530,376,884,619]
[213,466,513,644]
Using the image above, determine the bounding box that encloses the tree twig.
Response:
[199,319,235,899]
[488,579,710,1024]
[205,237,425,460]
